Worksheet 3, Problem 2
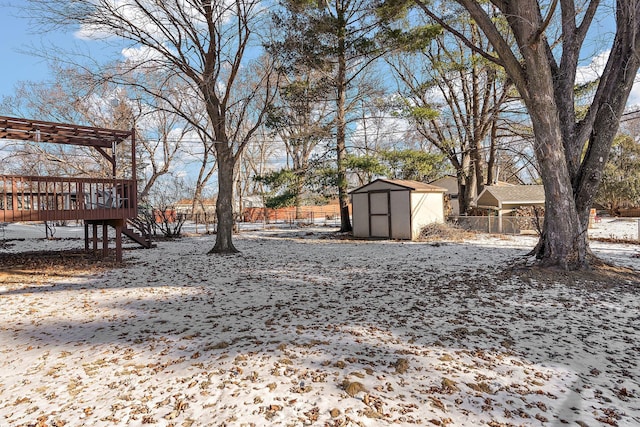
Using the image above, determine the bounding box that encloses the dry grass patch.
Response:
[418,222,477,242]
[504,260,640,287]
[0,249,112,288]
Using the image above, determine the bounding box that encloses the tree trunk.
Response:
[294,175,304,220]
[336,9,352,233]
[456,154,475,214]
[486,121,498,185]
[531,154,588,270]
[336,121,351,232]
[527,88,588,269]
[209,148,238,254]
[444,0,640,270]
[516,2,640,270]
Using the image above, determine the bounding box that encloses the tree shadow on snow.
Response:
[1,238,638,425]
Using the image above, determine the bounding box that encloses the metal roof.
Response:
[0,115,132,148]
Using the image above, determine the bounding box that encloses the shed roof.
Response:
[476,185,545,209]
[350,178,447,194]
[0,115,132,148]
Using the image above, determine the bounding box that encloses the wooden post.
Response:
[11,178,18,219]
[130,127,137,215]
[84,223,89,251]
[115,220,123,262]
[112,141,117,178]
[93,223,98,255]
[102,222,109,258]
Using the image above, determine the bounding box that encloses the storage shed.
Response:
[350,178,446,240]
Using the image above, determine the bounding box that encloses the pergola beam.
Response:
[0,115,132,148]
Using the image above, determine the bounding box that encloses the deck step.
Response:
[122,217,152,248]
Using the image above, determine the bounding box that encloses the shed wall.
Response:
[390,190,411,239]
[411,192,445,239]
[351,182,445,240]
[352,192,369,238]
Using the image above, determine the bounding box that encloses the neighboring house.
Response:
[240,195,264,209]
[430,175,516,215]
[174,198,217,215]
[350,178,446,240]
[429,175,459,215]
[474,185,545,233]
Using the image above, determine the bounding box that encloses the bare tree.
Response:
[26,0,280,253]
[387,15,514,213]
[1,65,189,201]
[125,76,193,202]
[236,128,281,216]
[144,173,190,238]
[0,69,131,178]
[412,0,640,269]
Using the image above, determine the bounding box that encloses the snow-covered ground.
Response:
[0,220,639,426]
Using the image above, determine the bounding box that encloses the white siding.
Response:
[410,192,444,239]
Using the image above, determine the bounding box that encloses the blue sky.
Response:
[0,8,42,98]
[0,2,123,103]
[0,3,73,99]
[0,2,637,108]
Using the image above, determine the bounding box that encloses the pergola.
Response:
[0,115,149,261]
[0,115,135,176]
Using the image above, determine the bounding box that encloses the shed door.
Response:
[368,190,391,237]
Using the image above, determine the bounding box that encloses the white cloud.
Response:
[121,45,166,65]
[627,76,640,109]
[72,0,239,45]
[73,26,113,41]
[576,50,610,84]
[75,0,185,41]
[576,50,640,109]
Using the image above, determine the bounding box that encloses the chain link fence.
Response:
[448,215,543,235]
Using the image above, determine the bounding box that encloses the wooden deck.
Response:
[1,175,137,223]
[1,115,149,261]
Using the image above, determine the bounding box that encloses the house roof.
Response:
[0,115,133,148]
[429,176,516,196]
[476,185,545,209]
[350,178,447,194]
[429,176,458,194]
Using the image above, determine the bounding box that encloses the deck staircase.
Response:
[122,216,153,248]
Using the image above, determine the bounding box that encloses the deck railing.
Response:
[1,175,137,222]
